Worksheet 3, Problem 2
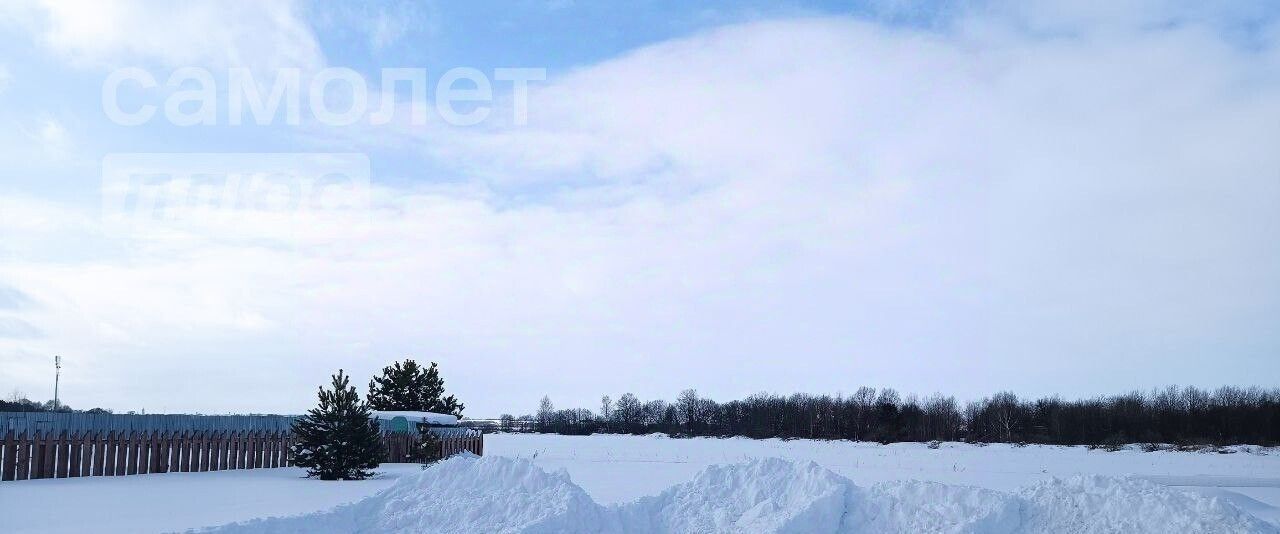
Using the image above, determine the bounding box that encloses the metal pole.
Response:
[54,355,61,409]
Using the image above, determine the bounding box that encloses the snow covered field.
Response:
[487,434,1280,508]
[2,433,1279,533]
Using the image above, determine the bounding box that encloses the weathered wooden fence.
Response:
[441,431,483,458]
[0,429,483,482]
[381,430,485,463]
[0,430,292,481]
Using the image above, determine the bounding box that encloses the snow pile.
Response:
[1017,475,1279,534]
[848,480,1021,533]
[202,456,1277,534]
[202,454,611,534]
[617,458,850,533]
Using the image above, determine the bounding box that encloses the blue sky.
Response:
[0,1,1278,416]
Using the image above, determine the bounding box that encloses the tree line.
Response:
[507,386,1280,447]
[1,391,111,414]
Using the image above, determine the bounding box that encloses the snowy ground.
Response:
[1,433,1278,533]
[488,434,1280,514]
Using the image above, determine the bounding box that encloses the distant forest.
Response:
[0,393,111,414]
[501,386,1280,447]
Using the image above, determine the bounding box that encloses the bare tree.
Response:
[537,396,555,431]
[600,395,612,431]
[676,389,699,433]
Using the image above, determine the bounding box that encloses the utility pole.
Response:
[53,355,61,410]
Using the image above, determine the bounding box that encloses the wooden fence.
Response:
[383,431,485,463]
[1,429,483,482]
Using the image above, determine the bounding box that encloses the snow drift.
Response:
[847,480,1022,533]
[617,458,851,533]
[200,455,1278,533]
[1017,475,1276,534]
[200,453,611,534]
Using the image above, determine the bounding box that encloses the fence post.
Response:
[153,431,164,474]
[28,427,42,478]
[146,431,159,474]
[210,431,222,471]
[124,431,138,475]
[54,430,67,478]
[223,431,234,470]
[223,431,233,471]
[67,431,82,477]
[166,430,176,471]
[138,431,149,475]
[204,431,214,471]
[231,431,241,469]
[28,431,42,479]
[1,430,15,481]
[173,431,183,472]
[103,431,117,476]
[242,430,251,469]
[262,432,272,469]
[15,431,30,480]
[194,432,205,472]
[190,430,199,471]
[230,431,238,471]
[250,430,261,468]
[133,432,144,475]
[114,431,128,476]
[177,431,189,472]
[224,430,234,470]
[268,432,279,468]
[194,430,202,472]
[248,432,259,469]
[78,432,92,477]
[258,431,267,468]
[93,431,107,476]
[137,431,149,475]
[254,431,265,468]
[212,432,222,471]
[189,431,199,472]
[39,427,55,478]
[162,431,174,473]
[212,431,221,471]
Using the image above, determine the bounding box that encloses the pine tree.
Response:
[367,360,424,411]
[367,359,465,417]
[422,362,465,416]
[291,370,385,480]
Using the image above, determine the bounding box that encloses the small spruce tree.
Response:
[292,370,385,480]
[418,429,443,468]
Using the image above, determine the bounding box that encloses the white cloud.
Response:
[24,0,322,71]
[1,6,1278,415]
[20,116,70,157]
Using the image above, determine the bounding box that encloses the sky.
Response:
[0,0,1278,417]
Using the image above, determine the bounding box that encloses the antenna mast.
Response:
[54,355,61,410]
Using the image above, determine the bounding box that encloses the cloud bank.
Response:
[0,3,1277,415]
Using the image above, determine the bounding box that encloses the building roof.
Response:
[369,411,459,426]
